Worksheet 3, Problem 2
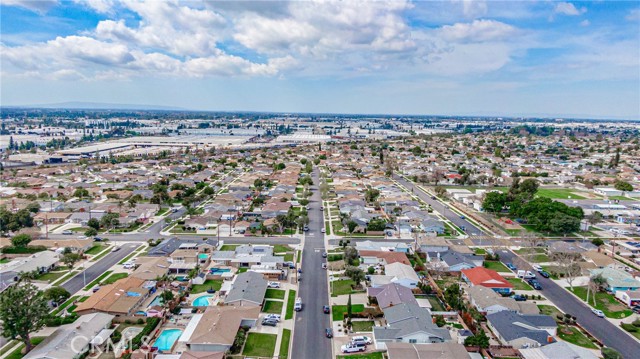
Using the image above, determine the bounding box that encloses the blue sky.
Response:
[1,0,639,119]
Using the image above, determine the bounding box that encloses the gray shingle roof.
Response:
[225,271,267,305]
[486,311,556,346]
[374,303,450,341]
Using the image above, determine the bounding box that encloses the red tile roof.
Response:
[461,267,513,289]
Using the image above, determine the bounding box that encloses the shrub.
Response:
[130,317,161,350]
[621,323,637,332]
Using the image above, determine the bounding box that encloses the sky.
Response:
[1,0,639,119]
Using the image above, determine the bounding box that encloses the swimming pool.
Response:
[192,295,213,306]
[153,328,183,352]
[148,295,163,308]
[210,268,231,275]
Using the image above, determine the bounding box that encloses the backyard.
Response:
[191,279,223,294]
[242,333,277,358]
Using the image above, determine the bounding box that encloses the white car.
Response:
[264,314,281,322]
[351,336,373,345]
[123,261,135,269]
[267,282,281,288]
[321,228,326,233]
[341,344,365,353]
[592,308,605,318]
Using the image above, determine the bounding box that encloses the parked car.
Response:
[111,246,121,252]
[123,261,135,269]
[264,314,281,322]
[298,268,302,274]
[62,230,73,235]
[321,228,326,233]
[351,336,373,345]
[631,306,640,314]
[94,236,104,241]
[325,328,333,338]
[320,206,324,210]
[303,226,309,231]
[527,279,542,290]
[294,297,303,311]
[592,308,605,318]
[267,282,281,288]
[92,286,101,293]
[511,294,527,301]
[518,270,536,279]
[322,263,327,269]
[341,344,365,353]
[532,264,543,272]
[262,319,278,327]
[506,263,517,271]
[459,215,465,219]
[539,271,551,278]
[322,252,327,258]
[323,305,330,314]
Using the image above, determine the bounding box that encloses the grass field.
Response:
[569,287,632,319]
[483,261,510,272]
[265,289,286,300]
[538,305,563,321]
[537,188,586,200]
[101,272,128,285]
[262,300,284,314]
[331,304,365,321]
[242,333,277,358]
[351,321,374,332]
[558,326,598,349]
[191,279,223,294]
[219,244,239,251]
[85,244,105,255]
[285,290,297,320]
[331,279,360,296]
[36,270,69,283]
[507,278,533,290]
[279,329,291,359]
[337,352,384,359]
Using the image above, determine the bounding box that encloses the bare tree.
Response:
[550,252,583,290]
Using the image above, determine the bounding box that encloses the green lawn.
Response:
[337,352,384,359]
[242,333,277,358]
[328,254,344,262]
[265,289,286,300]
[237,268,248,273]
[428,296,446,311]
[515,248,551,263]
[101,272,128,285]
[507,278,533,290]
[569,287,632,319]
[84,270,112,290]
[191,279,223,294]
[279,329,291,359]
[538,305,563,321]
[284,253,294,262]
[273,245,292,253]
[474,248,487,255]
[537,188,586,200]
[0,258,11,264]
[558,326,598,349]
[69,226,89,232]
[36,270,69,283]
[331,279,362,296]
[285,290,297,320]
[90,248,111,262]
[483,261,510,272]
[331,304,365,321]
[85,244,105,255]
[351,321,374,332]
[262,300,283,314]
[219,244,239,251]
[4,337,46,359]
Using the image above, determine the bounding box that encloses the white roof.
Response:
[385,262,419,281]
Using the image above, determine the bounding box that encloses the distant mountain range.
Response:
[5,101,187,111]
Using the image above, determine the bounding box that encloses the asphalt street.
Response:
[291,168,332,359]
[394,175,485,236]
[500,250,640,359]
[62,243,139,294]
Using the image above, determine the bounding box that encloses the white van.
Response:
[517,270,536,279]
[294,297,303,311]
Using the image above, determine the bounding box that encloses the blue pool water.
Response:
[198,253,209,260]
[192,295,213,306]
[153,329,183,351]
[210,268,231,275]
[148,295,163,308]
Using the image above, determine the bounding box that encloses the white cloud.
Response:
[580,19,590,27]
[439,19,518,43]
[1,0,57,14]
[554,2,586,16]
[460,0,487,19]
[626,9,640,21]
[73,0,115,13]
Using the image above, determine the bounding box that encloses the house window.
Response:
[409,339,417,344]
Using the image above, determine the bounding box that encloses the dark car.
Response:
[325,328,333,338]
[94,236,104,241]
[323,305,330,314]
[262,319,278,327]
[506,263,517,271]
[511,294,527,301]
[527,279,542,290]
[632,306,640,314]
[322,252,328,258]
[539,271,550,278]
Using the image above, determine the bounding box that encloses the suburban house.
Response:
[75,277,153,316]
[426,250,484,272]
[461,267,513,295]
[385,342,471,359]
[486,311,557,348]
[29,238,93,253]
[169,249,208,274]
[519,341,599,359]
[356,240,411,253]
[0,251,59,279]
[181,306,260,352]
[589,266,640,293]
[467,285,539,315]
[131,257,171,281]
[369,262,419,289]
[373,302,451,349]
[359,250,412,267]
[368,282,418,309]
[23,313,114,359]
[615,289,640,307]
[224,271,267,307]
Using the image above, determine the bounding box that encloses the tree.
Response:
[160,290,174,308]
[346,220,358,236]
[482,191,507,214]
[62,252,82,269]
[591,238,604,247]
[344,247,358,265]
[345,266,365,286]
[367,266,375,275]
[550,252,582,290]
[549,213,580,235]
[434,315,446,327]
[11,234,31,248]
[364,189,380,204]
[602,347,623,359]
[84,228,98,237]
[444,283,463,311]
[464,328,490,348]
[614,180,633,192]
[87,218,100,230]
[588,211,603,225]
[43,286,70,304]
[25,203,40,214]
[347,293,352,321]
[0,281,49,353]
[434,186,446,198]
[73,188,90,198]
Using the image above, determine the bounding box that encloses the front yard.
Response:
[331,279,364,296]
[569,286,632,319]
[242,333,277,358]
[265,289,286,300]
[262,300,284,314]
[351,320,374,332]
[557,326,598,349]
[331,304,365,321]
[506,278,533,291]
[483,261,510,272]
